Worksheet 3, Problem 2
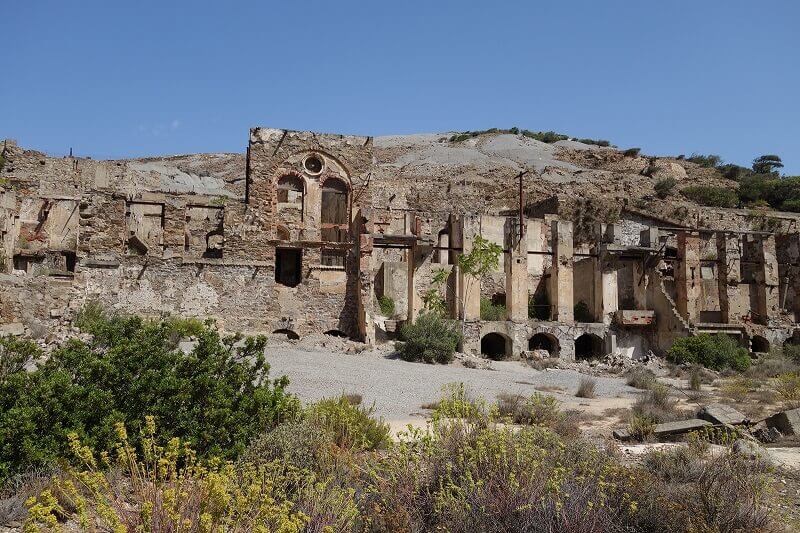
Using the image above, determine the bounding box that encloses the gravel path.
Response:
[265,345,639,422]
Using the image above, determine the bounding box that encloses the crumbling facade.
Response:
[1,129,799,360]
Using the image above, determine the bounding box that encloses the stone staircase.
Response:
[653,271,692,333]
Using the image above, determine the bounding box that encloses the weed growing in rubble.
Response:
[576,377,597,398]
[774,372,800,408]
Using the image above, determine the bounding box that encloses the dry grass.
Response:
[343,392,363,406]
[626,367,656,389]
[576,378,596,398]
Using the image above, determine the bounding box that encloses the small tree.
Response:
[752,154,783,176]
[457,235,503,326]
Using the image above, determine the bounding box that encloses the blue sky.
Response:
[3,1,798,173]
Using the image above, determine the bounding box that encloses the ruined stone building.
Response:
[2,128,800,360]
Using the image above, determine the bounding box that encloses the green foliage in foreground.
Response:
[668,333,751,371]
[25,385,778,532]
[0,313,299,480]
[399,312,462,364]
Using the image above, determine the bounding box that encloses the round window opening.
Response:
[304,155,323,175]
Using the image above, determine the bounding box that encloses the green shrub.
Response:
[628,412,656,441]
[0,314,299,480]
[680,186,738,208]
[522,130,569,143]
[480,297,506,320]
[622,147,641,157]
[398,312,462,364]
[73,300,108,333]
[686,153,722,168]
[243,419,332,470]
[0,336,41,381]
[496,392,581,438]
[307,396,390,451]
[378,295,396,317]
[654,177,677,198]
[668,333,751,371]
[576,138,611,147]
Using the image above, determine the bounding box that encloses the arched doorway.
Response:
[528,332,560,357]
[273,329,300,340]
[751,335,770,353]
[481,332,510,360]
[574,333,604,359]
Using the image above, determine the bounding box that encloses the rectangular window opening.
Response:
[276,248,302,287]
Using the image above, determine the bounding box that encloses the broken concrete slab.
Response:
[697,403,748,426]
[766,408,800,436]
[613,418,712,441]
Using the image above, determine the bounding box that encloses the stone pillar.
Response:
[676,231,701,322]
[505,218,528,322]
[758,234,780,323]
[406,242,418,322]
[717,232,742,324]
[593,223,619,324]
[458,216,481,321]
[550,220,574,324]
[356,209,375,344]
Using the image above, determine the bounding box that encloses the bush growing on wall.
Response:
[668,333,751,371]
[0,314,299,480]
[398,312,462,364]
[378,295,396,317]
[480,297,507,321]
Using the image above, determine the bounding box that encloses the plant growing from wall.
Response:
[456,236,502,326]
[421,268,449,316]
[378,295,396,317]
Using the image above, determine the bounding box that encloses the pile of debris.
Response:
[613,402,799,446]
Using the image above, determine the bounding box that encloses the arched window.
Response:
[751,335,770,353]
[277,175,304,208]
[321,178,349,242]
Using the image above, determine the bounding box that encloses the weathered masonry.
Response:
[1,129,800,360]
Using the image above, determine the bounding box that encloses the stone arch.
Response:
[528,332,560,357]
[574,333,604,359]
[481,332,511,360]
[751,335,770,353]
[273,328,300,340]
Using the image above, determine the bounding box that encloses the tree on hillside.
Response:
[752,154,783,176]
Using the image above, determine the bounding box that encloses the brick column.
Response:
[550,219,574,323]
